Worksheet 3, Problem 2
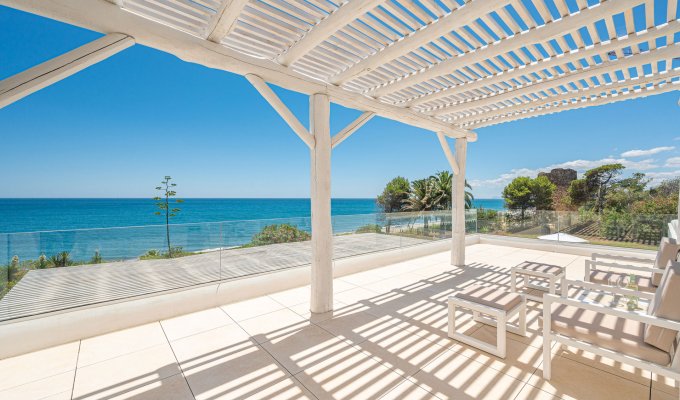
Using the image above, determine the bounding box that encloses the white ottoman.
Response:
[448,285,526,358]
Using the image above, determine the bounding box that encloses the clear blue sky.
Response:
[1,6,679,199]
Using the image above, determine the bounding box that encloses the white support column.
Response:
[451,138,468,266]
[310,93,333,314]
[0,33,133,109]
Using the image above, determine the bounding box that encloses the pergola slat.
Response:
[5,0,679,132]
[431,40,680,117]
[369,0,632,98]
[331,1,511,85]
[277,0,385,66]
[468,77,680,128]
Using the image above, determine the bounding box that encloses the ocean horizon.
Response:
[0,198,506,234]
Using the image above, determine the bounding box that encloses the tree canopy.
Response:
[377,172,474,213]
[376,176,410,213]
[502,176,556,218]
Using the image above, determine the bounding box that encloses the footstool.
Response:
[511,261,566,302]
[448,285,526,358]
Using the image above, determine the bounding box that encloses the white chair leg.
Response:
[543,337,552,380]
[518,299,527,336]
[542,300,552,380]
[497,313,507,359]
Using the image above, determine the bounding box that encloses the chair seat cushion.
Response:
[514,261,564,276]
[645,262,680,352]
[454,285,522,312]
[550,304,670,365]
[652,238,680,286]
[589,270,655,293]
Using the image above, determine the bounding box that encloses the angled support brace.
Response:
[246,74,315,149]
[0,33,134,109]
[436,132,461,175]
[331,112,374,149]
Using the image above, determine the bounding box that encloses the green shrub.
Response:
[355,224,383,234]
[250,224,311,246]
[600,210,632,239]
[49,251,72,268]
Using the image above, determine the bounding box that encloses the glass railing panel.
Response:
[220,216,312,280]
[0,222,222,322]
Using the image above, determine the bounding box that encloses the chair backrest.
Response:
[652,237,680,287]
[645,262,680,353]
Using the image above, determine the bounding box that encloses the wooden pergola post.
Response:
[437,133,469,266]
[451,138,468,266]
[309,93,333,313]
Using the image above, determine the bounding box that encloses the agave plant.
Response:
[91,250,103,264]
[37,254,48,269]
[49,251,72,268]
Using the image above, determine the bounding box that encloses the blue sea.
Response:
[0,198,505,233]
[0,198,504,262]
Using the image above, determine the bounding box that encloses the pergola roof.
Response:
[4,0,680,135]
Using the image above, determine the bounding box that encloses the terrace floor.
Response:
[0,233,428,321]
[0,243,676,400]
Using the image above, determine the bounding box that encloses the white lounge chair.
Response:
[543,262,680,398]
[585,237,680,293]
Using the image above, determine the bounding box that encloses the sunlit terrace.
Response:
[1,242,677,400]
[2,0,680,398]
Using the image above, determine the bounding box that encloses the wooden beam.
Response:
[2,0,474,139]
[0,33,133,109]
[206,0,250,42]
[370,0,632,98]
[408,20,680,108]
[310,93,333,314]
[245,73,315,149]
[331,0,511,85]
[331,111,374,149]
[451,137,467,266]
[277,0,386,66]
[467,79,680,128]
[434,44,680,118]
[453,69,680,125]
[436,132,460,175]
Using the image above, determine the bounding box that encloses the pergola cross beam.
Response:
[206,0,249,42]
[0,33,133,109]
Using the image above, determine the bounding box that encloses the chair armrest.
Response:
[591,253,655,265]
[564,279,655,300]
[543,294,680,331]
[585,259,663,275]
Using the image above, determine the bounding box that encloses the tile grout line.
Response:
[216,305,321,400]
[69,340,82,400]
[159,322,197,400]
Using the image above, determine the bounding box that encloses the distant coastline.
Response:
[0,198,505,234]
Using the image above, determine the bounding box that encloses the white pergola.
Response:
[1,0,678,313]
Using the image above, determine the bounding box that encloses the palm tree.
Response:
[402,179,437,232]
[429,171,474,210]
[402,179,437,212]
